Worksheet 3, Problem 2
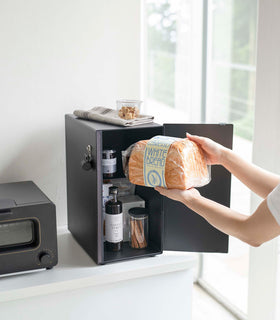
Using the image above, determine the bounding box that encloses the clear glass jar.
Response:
[117,99,143,120]
[128,207,148,249]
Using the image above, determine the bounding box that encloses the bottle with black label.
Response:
[105,186,123,251]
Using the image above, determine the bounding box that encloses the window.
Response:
[201,1,257,316]
[145,0,203,123]
[144,0,258,317]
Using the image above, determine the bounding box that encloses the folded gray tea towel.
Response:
[74,106,154,127]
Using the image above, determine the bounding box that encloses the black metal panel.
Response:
[65,115,102,264]
[163,123,233,253]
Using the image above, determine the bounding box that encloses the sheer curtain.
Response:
[247,1,280,319]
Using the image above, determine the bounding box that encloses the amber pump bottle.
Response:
[105,186,123,251]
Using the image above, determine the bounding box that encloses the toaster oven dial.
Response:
[37,249,54,267]
[39,252,51,265]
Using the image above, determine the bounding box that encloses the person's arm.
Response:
[221,148,280,198]
[187,133,280,198]
[155,187,280,246]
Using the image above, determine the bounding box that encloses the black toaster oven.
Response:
[0,181,58,275]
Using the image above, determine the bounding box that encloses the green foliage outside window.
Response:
[147,0,257,140]
[147,1,176,108]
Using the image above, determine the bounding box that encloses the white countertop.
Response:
[0,227,197,303]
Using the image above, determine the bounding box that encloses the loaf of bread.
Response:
[127,138,210,190]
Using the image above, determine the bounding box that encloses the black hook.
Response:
[81,145,94,171]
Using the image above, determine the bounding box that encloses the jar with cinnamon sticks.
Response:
[128,207,148,249]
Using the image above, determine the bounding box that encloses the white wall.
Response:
[248,1,280,319]
[0,0,140,226]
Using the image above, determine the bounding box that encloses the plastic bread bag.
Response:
[122,135,211,190]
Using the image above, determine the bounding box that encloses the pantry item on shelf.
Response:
[102,150,117,178]
[118,195,145,242]
[107,178,135,196]
[122,135,210,190]
[102,182,113,242]
[105,186,123,252]
[128,207,148,249]
[102,182,113,208]
[117,99,142,120]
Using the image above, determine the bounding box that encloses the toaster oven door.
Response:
[163,123,233,253]
[0,218,40,253]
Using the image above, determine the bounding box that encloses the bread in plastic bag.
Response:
[122,135,211,190]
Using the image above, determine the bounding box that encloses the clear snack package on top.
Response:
[122,135,211,190]
[117,99,142,120]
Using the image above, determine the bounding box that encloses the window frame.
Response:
[142,2,271,319]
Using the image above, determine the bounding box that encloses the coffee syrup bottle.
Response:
[105,186,123,251]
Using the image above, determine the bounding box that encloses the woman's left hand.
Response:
[155,186,200,206]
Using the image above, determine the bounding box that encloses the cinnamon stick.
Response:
[130,218,147,249]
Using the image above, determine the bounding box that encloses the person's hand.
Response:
[186,133,226,165]
[155,186,201,206]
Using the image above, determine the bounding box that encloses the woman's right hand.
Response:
[186,133,227,165]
